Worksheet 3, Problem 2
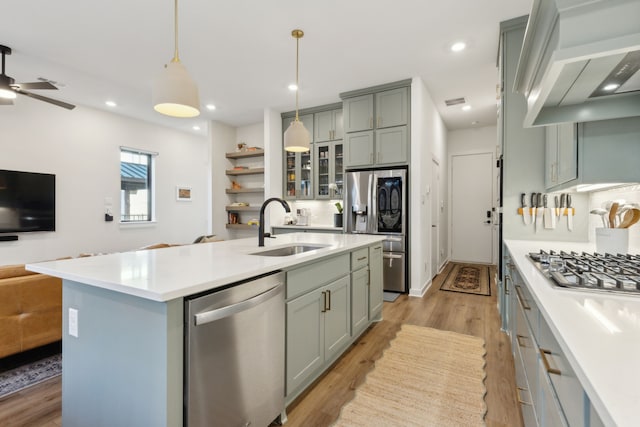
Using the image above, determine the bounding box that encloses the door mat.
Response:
[383,291,401,302]
[0,354,61,399]
[333,324,487,426]
[440,263,491,296]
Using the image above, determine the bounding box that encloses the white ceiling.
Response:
[0,0,532,135]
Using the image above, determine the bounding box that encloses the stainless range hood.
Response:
[515,0,640,127]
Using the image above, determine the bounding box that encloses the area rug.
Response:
[440,263,491,296]
[383,291,400,302]
[0,354,62,399]
[333,325,487,427]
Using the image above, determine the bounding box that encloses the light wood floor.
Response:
[0,262,521,427]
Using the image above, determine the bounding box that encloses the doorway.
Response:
[431,158,440,278]
[450,152,494,264]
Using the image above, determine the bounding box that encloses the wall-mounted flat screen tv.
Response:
[0,169,56,233]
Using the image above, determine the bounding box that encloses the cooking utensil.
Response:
[590,208,609,228]
[550,195,557,228]
[543,194,553,229]
[618,209,635,228]
[554,195,560,220]
[531,193,537,229]
[567,194,573,231]
[620,208,640,229]
[609,202,619,228]
[536,193,544,233]
[521,193,531,225]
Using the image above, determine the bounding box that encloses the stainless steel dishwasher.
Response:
[184,271,285,427]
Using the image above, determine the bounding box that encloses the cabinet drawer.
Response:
[514,280,539,341]
[538,358,568,427]
[538,314,585,427]
[516,298,539,412]
[287,254,350,299]
[351,248,369,271]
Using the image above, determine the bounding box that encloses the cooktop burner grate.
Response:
[527,250,640,295]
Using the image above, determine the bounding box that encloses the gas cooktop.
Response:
[528,250,640,295]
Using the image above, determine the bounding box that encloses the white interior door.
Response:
[451,152,493,263]
[431,159,439,278]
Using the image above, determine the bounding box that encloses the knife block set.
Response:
[518,192,575,232]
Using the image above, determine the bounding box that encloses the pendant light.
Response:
[152,0,200,118]
[284,29,310,152]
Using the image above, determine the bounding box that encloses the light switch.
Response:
[69,308,79,338]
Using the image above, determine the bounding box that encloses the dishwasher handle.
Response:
[194,284,284,326]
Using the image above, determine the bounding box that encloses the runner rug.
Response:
[440,263,491,296]
[0,354,61,399]
[333,325,487,427]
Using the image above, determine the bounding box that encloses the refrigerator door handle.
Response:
[371,174,378,234]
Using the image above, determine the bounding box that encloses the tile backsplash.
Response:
[279,200,342,227]
[588,184,640,252]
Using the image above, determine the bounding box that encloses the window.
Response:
[120,148,155,222]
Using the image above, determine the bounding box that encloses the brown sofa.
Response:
[0,264,62,359]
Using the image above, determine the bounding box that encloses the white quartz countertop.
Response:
[272,224,343,231]
[504,239,640,427]
[27,233,384,302]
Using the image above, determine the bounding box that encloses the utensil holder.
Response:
[595,228,629,254]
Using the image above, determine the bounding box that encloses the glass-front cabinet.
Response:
[284,150,313,200]
[315,141,343,200]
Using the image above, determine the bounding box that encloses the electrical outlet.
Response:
[69,308,79,338]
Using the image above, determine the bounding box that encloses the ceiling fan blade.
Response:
[15,89,76,110]
[11,81,58,90]
[0,97,14,105]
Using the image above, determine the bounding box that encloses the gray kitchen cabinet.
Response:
[369,244,383,319]
[343,94,374,133]
[502,246,608,427]
[284,146,313,200]
[351,267,369,338]
[315,141,344,200]
[285,286,324,394]
[341,82,410,168]
[545,123,577,189]
[314,109,343,142]
[376,126,408,165]
[286,275,350,395]
[375,87,408,129]
[547,117,640,192]
[345,131,374,167]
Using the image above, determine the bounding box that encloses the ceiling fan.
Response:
[0,44,75,110]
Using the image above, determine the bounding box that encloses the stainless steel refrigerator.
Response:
[345,167,407,293]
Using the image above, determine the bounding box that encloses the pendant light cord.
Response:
[173,0,180,62]
[295,35,300,121]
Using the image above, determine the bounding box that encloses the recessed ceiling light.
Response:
[206,104,216,111]
[288,83,298,91]
[462,105,471,111]
[450,42,466,52]
[192,125,201,131]
[105,100,117,107]
[603,83,620,91]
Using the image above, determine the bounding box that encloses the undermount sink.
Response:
[250,244,329,257]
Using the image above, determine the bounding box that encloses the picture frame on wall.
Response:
[176,186,192,201]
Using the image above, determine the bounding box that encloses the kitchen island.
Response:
[504,240,640,427]
[27,233,385,427]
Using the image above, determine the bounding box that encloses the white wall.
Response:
[448,126,499,264]
[0,97,209,265]
[410,77,448,297]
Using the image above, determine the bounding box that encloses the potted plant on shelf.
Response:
[334,202,343,228]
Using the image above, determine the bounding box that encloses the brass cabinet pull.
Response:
[540,348,561,375]
[516,387,532,406]
[515,285,531,310]
[321,291,327,313]
[504,275,511,295]
[327,289,331,311]
[516,334,528,348]
[357,256,367,261]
